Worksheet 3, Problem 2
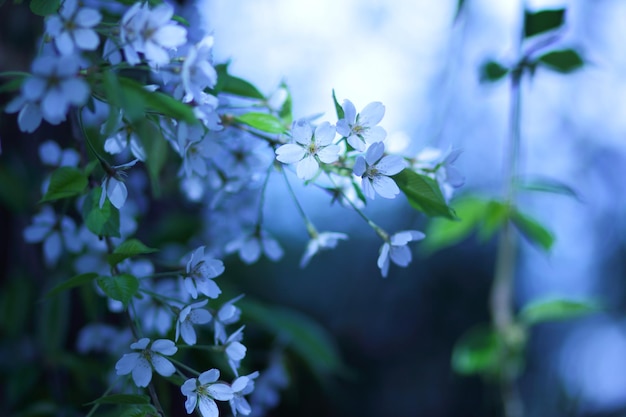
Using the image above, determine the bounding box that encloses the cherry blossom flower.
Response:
[181,36,218,103]
[181,369,233,417]
[120,2,187,67]
[353,142,406,199]
[229,371,259,416]
[45,0,102,56]
[176,299,212,345]
[5,54,89,132]
[225,229,283,265]
[183,246,225,299]
[99,159,138,210]
[23,205,82,266]
[213,294,244,344]
[275,120,339,180]
[102,112,146,161]
[336,99,386,151]
[413,146,464,202]
[115,338,177,387]
[377,230,425,278]
[300,231,348,268]
[38,140,80,167]
[224,326,246,376]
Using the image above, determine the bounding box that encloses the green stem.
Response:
[489,5,525,417]
[0,71,30,78]
[169,357,201,377]
[325,174,389,241]
[279,164,317,236]
[85,379,118,417]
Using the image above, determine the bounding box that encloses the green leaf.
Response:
[278,82,293,125]
[514,176,582,201]
[538,49,584,73]
[452,325,501,376]
[235,112,286,134]
[392,170,456,219]
[424,197,509,254]
[172,14,190,26]
[423,197,486,253]
[520,297,600,326]
[103,71,145,122]
[96,274,139,306]
[120,405,159,417]
[524,8,566,38]
[40,167,88,202]
[478,200,509,241]
[108,238,158,266]
[510,209,554,251]
[88,394,151,406]
[118,77,197,123]
[30,0,59,15]
[81,187,121,238]
[133,119,167,195]
[44,273,98,299]
[454,0,467,22]
[480,60,509,83]
[240,298,346,378]
[214,63,265,99]
[332,89,344,120]
[0,75,25,93]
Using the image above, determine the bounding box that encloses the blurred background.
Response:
[2,0,626,416]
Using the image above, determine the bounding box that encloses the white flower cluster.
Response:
[108,245,258,417]
[12,1,463,415]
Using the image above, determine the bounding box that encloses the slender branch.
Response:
[488,3,526,417]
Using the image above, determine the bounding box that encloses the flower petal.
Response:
[151,339,177,355]
[296,155,319,180]
[371,175,400,199]
[208,383,234,401]
[115,352,140,375]
[317,145,340,164]
[275,144,305,164]
[365,142,384,165]
[314,122,336,145]
[376,155,406,176]
[131,357,153,387]
[341,99,356,124]
[352,156,366,177]
[151,355,176,377]
[198,396,219,417]
[359,101,385,126]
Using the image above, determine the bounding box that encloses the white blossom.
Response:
[115,338,177,387]
[183,246,225,299]
[99,159,138,210]
[181,36,218,103]
[275,120,339,180]
[300,231,348,268]
[5,54,89,132]
[336,99,386,151]
[224,326,246,376]
[377,230,425,278]
[120,2,187,67]
[45,0,102,56]
[225,229,283,265]
[181,369,233,417]
[353,141,406,199]
[23,205,82,266]
[176,299,212,345]
[230,372,260,416]
[102,112,146,161]
[213,294,244,344]
[38,140,80,167]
